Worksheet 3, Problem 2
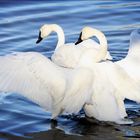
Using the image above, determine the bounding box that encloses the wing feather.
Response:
[0,52,66,110]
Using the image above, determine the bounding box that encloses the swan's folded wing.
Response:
[0,52,65,110]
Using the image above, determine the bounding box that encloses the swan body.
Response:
[37,24,112,68]
[0,52,94,119]
[52,44,82,68]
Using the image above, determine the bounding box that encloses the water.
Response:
[0,0,140,139]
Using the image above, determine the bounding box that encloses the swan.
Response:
[47,26,140,124]
[76,48,140,124]
[0,51,94,120]
[77,28,140,124]
[36,24,112,68]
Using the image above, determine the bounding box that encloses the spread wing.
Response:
[117,29,140,83]
[0,52,66,111]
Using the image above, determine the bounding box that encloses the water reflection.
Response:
[0,117,140,139]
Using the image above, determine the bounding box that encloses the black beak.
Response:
[36,31,43,44]
[75,32,83,45]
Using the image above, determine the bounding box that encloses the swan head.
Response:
[75,26,107,46]
[36,24,57,44]
[75,27,98,45]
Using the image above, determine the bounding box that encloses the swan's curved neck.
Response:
[90,29,108,62]
[52,24,65,50]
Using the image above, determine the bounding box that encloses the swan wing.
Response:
[117,29,140,61]
[62,68,93,113]
[128,29,140,59]
[116,29,140,83]
[104,61,140,103]
[84,62,127,122]
[0,52,66,111]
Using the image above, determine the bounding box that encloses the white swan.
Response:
[36,24,112,68]
[116,29,140,85]
[80,29,140,124]
[47,26,140,124]
[76,48,140,124]
[0,51,94,120]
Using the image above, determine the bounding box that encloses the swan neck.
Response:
[91,29,108,61]
[52,24,65,50]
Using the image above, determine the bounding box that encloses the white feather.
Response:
[117,29,140,85]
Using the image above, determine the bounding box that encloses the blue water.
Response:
[0,0,140,139]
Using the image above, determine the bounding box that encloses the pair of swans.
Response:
[36,24,112,68]
[49,25,112,68]
[36,24,140,124]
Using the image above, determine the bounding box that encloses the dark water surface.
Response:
[0,0,140,139]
